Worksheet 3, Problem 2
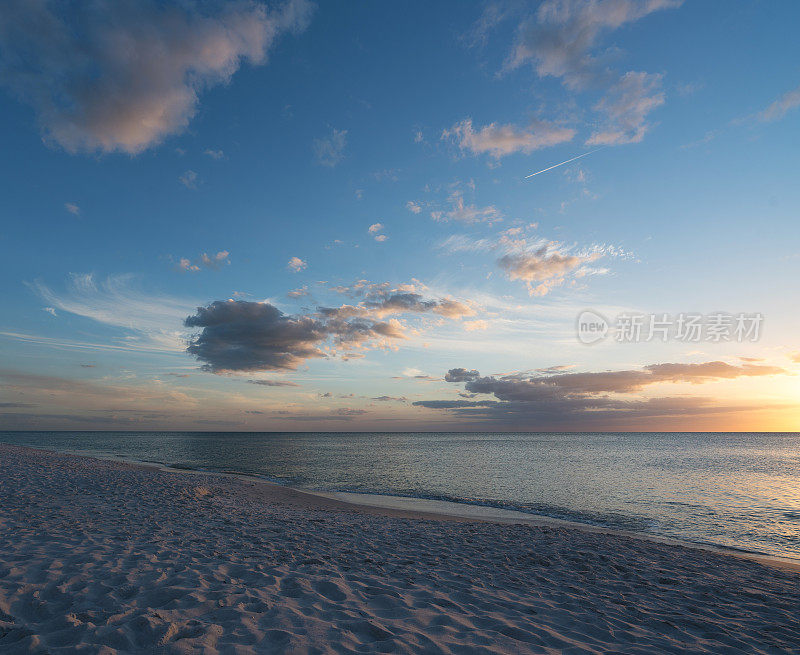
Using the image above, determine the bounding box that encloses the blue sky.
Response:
[1,0,799,431]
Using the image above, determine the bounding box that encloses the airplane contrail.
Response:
[524,149,602,179]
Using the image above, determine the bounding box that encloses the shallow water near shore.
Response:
[2,430,799,560]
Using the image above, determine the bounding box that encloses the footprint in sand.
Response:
[313,579,347,602]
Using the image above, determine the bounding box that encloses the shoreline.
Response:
[1,443,799,653]
[9,441,800,573]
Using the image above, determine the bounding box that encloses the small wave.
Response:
[323,486,655,534]
[166,462,198,471]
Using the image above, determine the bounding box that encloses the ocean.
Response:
[2,431,799,560]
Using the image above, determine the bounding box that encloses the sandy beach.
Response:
[0,444,798,654]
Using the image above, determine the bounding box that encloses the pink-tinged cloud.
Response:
[497,246,602,296]
[443,118,574,158]
[287,257,307,272]
[0,0,314,154]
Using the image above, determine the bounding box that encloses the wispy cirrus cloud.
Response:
[179,170,199,189]
[758,84,800,122]
[587,71,664,145]
[27,273,196,352]
[441,227,629,296]
[431,190,502,224]
[504,0,681,88]
[463,319,489,332]
[0,0,314,154]
[314,128,347,167]
[478,0,677,147]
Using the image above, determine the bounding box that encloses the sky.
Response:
[0,0,799,432]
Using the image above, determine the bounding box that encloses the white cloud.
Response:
[287,256,307,272]
[287,286,309,298]
[204,149,225,160]
[406,201,422,214]
[200,251,230,270]
[43,307,57,317]
[368,223,388,241]
[314,128,347,167]
[177,250,228,273]
[64,202,80,215]
[0,0,314,154]
[442,118,575,158]
[178,258,200,273]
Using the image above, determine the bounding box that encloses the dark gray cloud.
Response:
[185,282,477,374]
[414,360,786,427]
[319,292,474,321]
[0,0,313,154]
[445,368,480,383]
[185,301,329,373]
[279,407,367,421]
[184,300,409,373]
[460,361,784,398]
[248,379,300,387]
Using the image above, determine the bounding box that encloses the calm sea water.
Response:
[2,431,799,560]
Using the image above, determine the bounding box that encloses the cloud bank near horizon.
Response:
[414,361,787,428]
